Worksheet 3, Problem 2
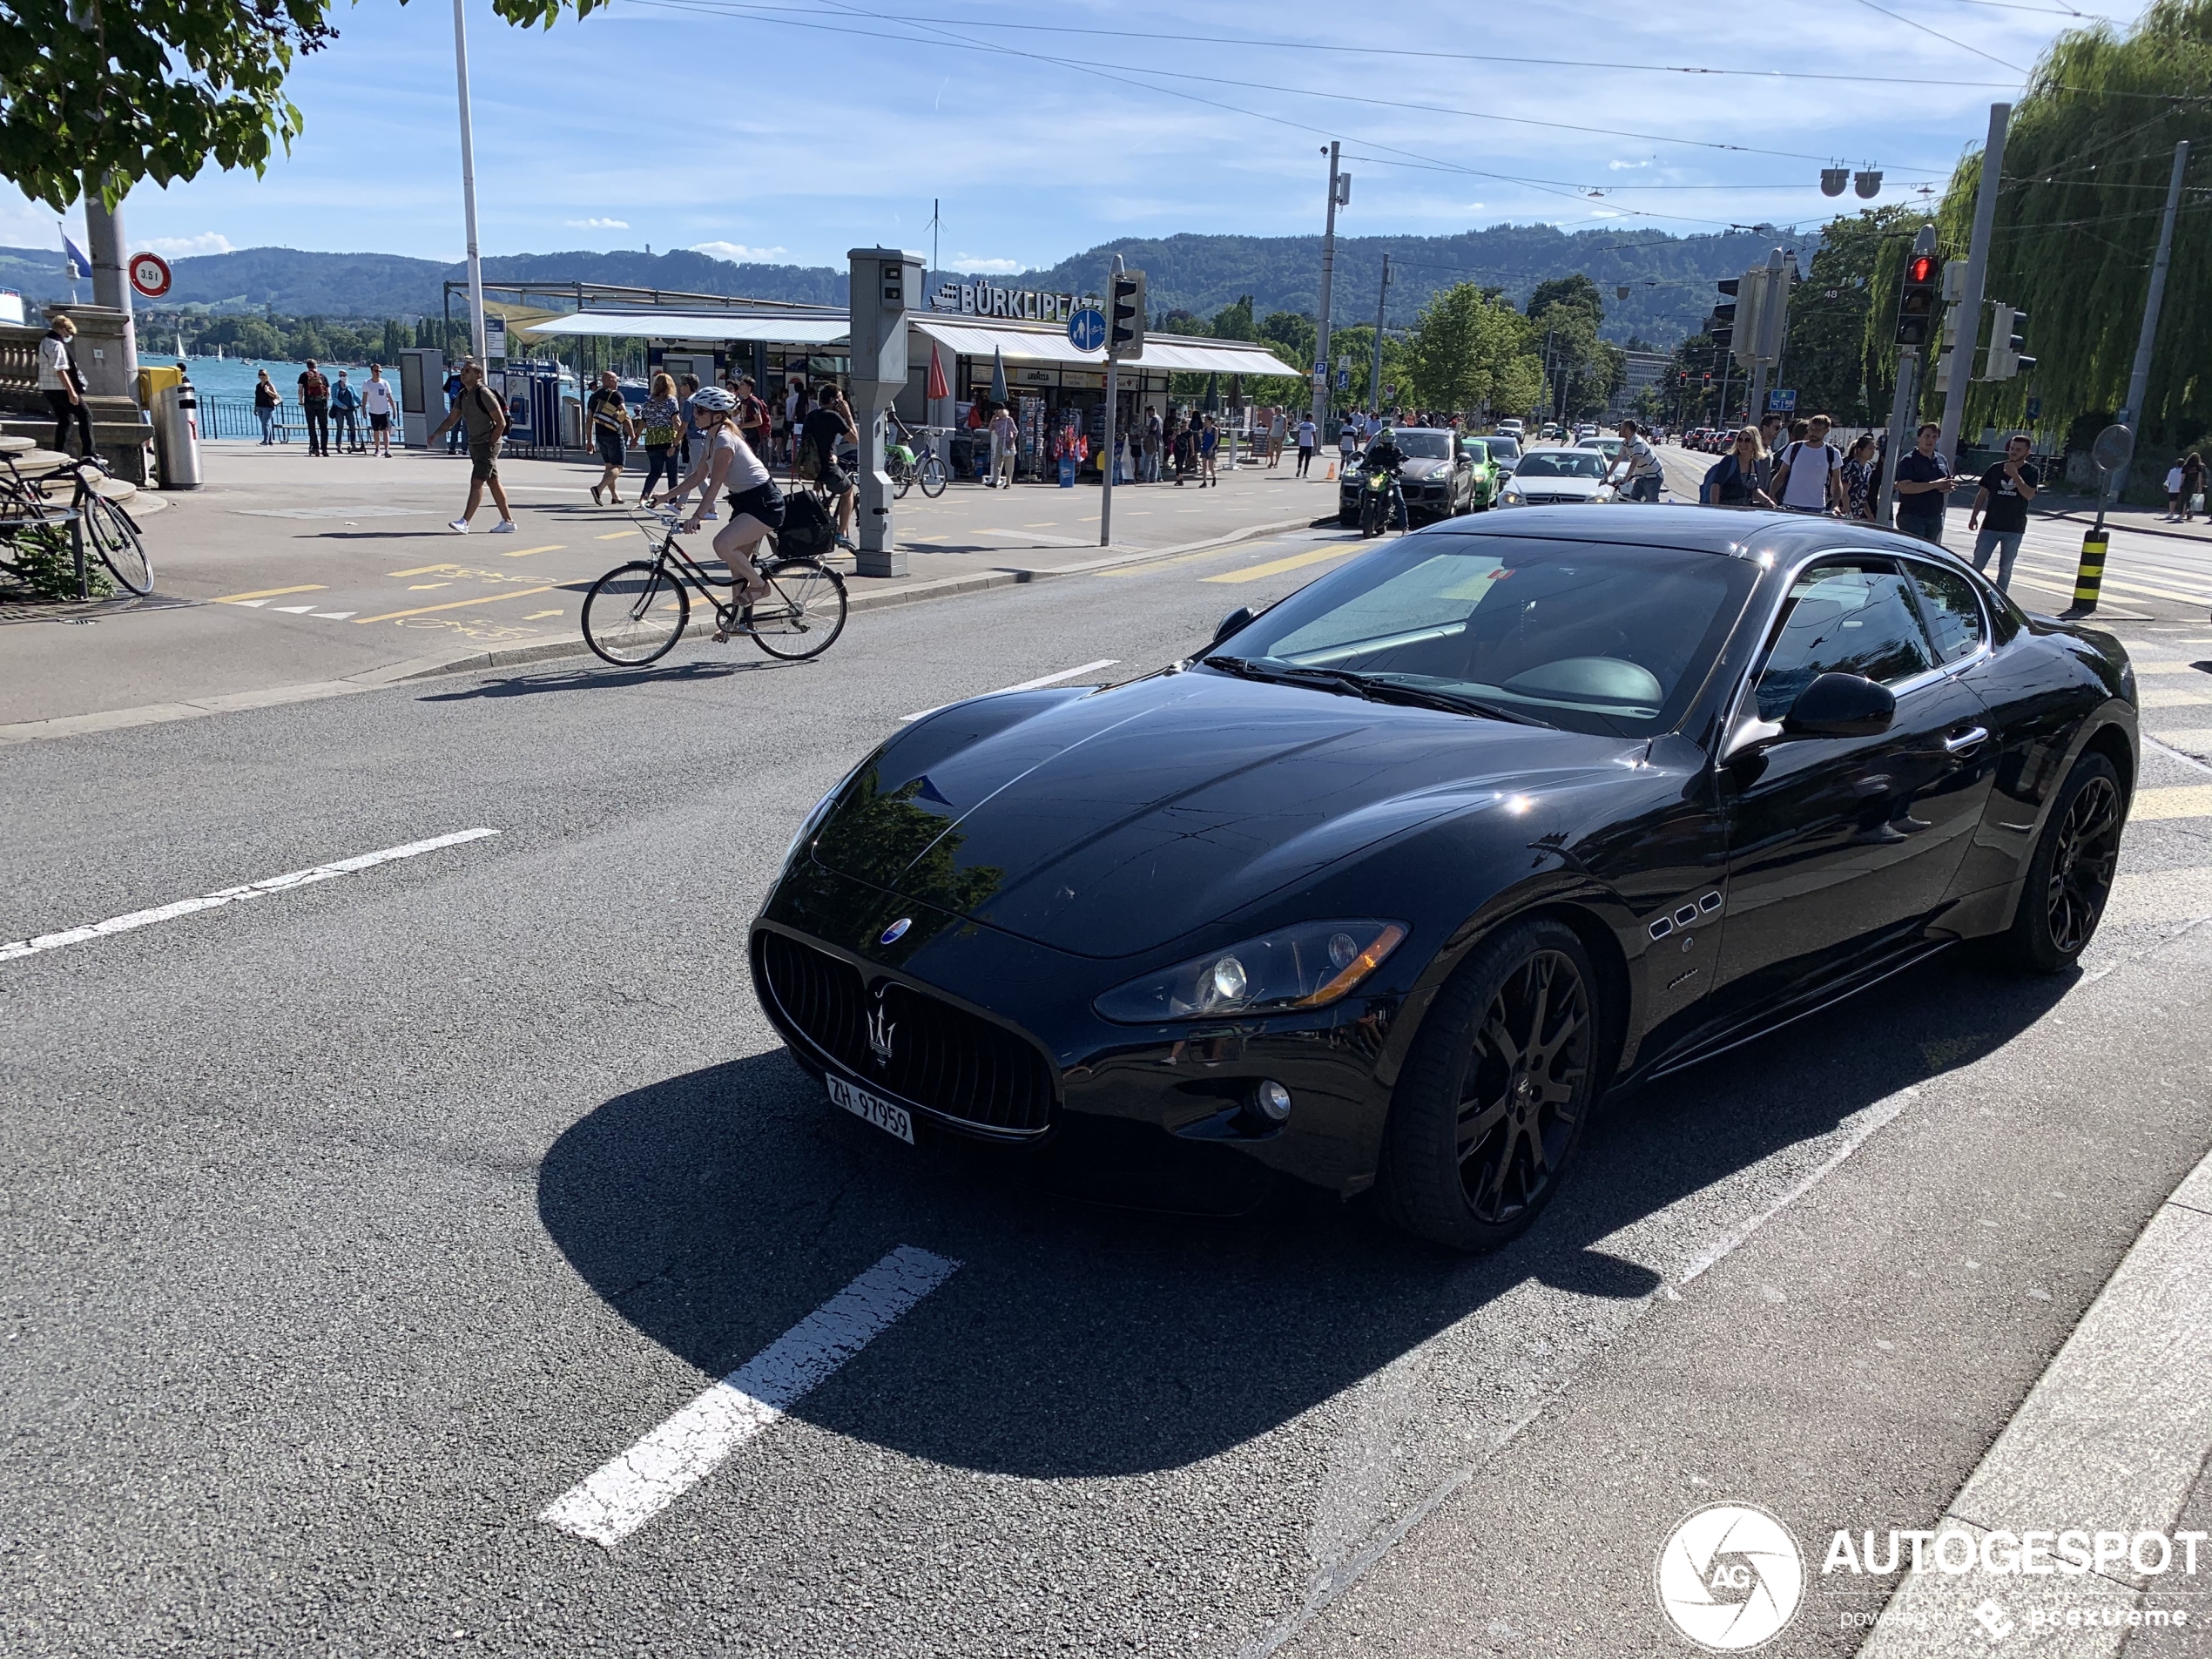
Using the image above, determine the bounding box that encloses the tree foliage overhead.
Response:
[0,0,604,212]
[1938,0,2212,452]
[1402,282,1546,415]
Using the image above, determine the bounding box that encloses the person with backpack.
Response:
[1767,412,1847,515]
[586,369,635,506]
[1700,427,1777,508]
[424,361,517,533]
[297,360,331,456]
[800,383,860,548]
[637,372,685,500]
[651,385,781,631]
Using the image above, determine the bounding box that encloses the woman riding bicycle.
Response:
[649,385,783,615]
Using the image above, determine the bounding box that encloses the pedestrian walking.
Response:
[1268,408,1287,469]
[425,361,517,534]
[1198,415,1218,486]
[638,372,684,499]
[2166,459,2188,520]
[1966,432,2039,592]
[1142,407,1163,482]
[1768,413,1847,515]
[1295,415,1318,477]
[443,364,467,453]
[2182,451,2205,522]
[297,359,331,455]
[736,374,772,464]
[1171,413,1195,485]
[988,403,1018,488]
[1700,428,1776,507]
[1339,419,1359,472]
[360,362,398,457]
[37,312,94,459]
[586,369,635,505]
[1892,421,1966,545]
[253,369,280,444]
[1841,433,1878,520]
[329,369,361,454]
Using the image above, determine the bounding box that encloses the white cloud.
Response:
[691,240,789,263]
[1608,159,1652,172]
[143,233,233,258]
[948,254,1022,275]
[1465,202,1486,212]
[565,217,629,229]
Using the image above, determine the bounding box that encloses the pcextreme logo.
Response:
[1656,1503,1806,1652]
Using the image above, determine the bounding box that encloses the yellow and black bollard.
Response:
[2071,528,2109,612]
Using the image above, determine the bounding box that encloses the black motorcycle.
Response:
[1358,461,1407,538]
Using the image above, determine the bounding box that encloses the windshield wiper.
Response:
[1204,658,1548,725]
[1351,675,1551,725]
[1204,656,1378,701]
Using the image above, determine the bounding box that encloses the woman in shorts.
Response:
[651,387,783,630]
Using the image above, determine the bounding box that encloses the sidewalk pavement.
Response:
[1858,1149,2212,1657]
[0,443,1341,736]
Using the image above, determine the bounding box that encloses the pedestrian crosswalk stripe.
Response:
[1203,543,1366,584]
[2102,866,2212,927]
[270,604,317,614]
[2149,728,2212,755]
[2134,660,2207,674]
[2131,784,2212,820]
[2140,688,2212,708]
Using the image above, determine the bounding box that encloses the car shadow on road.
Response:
[536,951,2073,1480]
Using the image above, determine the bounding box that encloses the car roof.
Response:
[1410,503,2004,566]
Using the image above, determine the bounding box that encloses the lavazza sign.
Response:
[931,281,1085,323]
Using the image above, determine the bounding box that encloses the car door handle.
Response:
[1944,725,1990,755]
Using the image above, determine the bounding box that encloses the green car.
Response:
[1461,438,1503,510]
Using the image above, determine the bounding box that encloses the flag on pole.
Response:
[926,341,948,401]
[60,227,90,281]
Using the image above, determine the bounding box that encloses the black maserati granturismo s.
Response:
[750,507,2137,1250]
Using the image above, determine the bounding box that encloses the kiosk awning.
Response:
[515,311,850,344]
[911,318,1298,378]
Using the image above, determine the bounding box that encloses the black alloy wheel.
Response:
[2002,752,2125,972]
[1379,916,1603,1251]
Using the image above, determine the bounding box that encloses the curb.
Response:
[1855,1145,2212,1656]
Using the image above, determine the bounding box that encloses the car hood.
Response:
[1510,475,1606,496]
[810,673,1639,958]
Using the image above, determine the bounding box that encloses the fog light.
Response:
[1253,1079,1292,1123]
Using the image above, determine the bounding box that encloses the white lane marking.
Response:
[1678,1085,1919,1284]
[270,604,318,614]
[541,1245,960,1548]
[900,658,1119,723]
[311,611,356,620]
[0,828,500,964]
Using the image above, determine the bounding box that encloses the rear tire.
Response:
[582,560,688,666]
[79,496,152,594]
[1997,752,2124,973]
[1377,917,1603,1251]
[748,557,848,661]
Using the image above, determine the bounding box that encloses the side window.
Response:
[1754,562,1936,720]
[1905,561,1986,664]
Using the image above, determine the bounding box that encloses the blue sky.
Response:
[10,0,2148,273]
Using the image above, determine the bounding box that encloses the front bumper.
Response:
[752,855,1406,1196]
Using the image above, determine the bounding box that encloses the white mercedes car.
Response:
[1494,446,1617,507]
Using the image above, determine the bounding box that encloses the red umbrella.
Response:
[926,342,948,401]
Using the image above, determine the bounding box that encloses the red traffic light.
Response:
[1905,254,1939,285]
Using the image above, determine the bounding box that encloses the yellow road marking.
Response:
[2132,784,2212,821]
[501,543,564,559]
[212,584,327,604]
[353,585,555,624]
[408,583,453,590]
[523,609,564,620]
[595,530,634,540]
[1022,522,1061,528]
[1101,537,1300,577]
[1202,543,1366,585]
[389,563,458,577]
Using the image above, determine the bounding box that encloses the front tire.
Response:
[919,454,948,499]
[1999,752,2125,973]
[1378,918,1603,1251]
[582,560,688,666]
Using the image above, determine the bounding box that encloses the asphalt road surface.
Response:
[6,518,2212,1656]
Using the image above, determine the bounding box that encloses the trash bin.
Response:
[152,382,203,490]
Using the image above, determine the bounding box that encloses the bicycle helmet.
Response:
[691,386,737,413]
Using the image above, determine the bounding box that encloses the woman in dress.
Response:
[1841,433,1878,520]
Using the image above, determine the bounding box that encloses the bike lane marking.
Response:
[900,658,1121,722]
[353,588,556,625]
[1204,543,1366,584]
[540,1245,960,1548]
[0,828,500,964]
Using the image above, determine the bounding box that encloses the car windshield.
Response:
[1209,533,1756,738]
[1484,436,1521,460]
[1514,451,1608,480]
[1374,432,1451,459]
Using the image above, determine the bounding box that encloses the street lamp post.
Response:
[451,0,489,362]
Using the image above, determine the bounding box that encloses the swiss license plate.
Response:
[826,1073,915,1144]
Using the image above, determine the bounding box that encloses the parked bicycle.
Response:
[887,422,947,499]
[581,504,846,668]
[0,438,152,597]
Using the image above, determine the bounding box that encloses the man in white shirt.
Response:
[1608,419,1665,502]
[359,362,399,457]
[1295,417,1318,476]
[1768,412,1848,515]
[38,312,93,457]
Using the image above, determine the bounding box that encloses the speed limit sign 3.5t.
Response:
[129,252,172,299]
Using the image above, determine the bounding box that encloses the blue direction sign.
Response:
[1768,388,1797,413]
[1068,307,1107,352]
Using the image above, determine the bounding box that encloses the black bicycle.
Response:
[581,506,847,667]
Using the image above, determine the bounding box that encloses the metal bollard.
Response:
[2071,529,2108,612]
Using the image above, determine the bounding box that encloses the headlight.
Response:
[1094,919,1408,1023]
[1499,488,1524,506]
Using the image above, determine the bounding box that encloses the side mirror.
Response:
[1784,672,1896,738]
[1210,605,1256,650]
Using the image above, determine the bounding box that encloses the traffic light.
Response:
[1707,277,1737,350]
[1986,303,2033,380]
[1109,267,1146,359]
[1896,252,1939,348]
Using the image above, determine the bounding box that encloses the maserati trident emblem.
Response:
[879,917,912,945]
[866,991,897,1066]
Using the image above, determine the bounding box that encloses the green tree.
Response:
[1776,206,1930,427]
[1259,311,1317,368]
[382,320,410,361]
[1209,294,1257,341]
[1934,0,2212,462]
[1401,282,1545,418]
[1527,274,1604,327]
[2,0,603,213]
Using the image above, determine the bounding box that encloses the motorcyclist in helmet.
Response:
[1362,426,1410,531]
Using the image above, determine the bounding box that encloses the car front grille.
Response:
[1519,492,1585,504]
[756,929,1057,1136]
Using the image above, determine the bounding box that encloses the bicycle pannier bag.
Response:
[779,489,836,557]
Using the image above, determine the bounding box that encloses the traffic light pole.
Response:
[1101,253,1122,550]
[1878,226,1941,529]
[1937,103,2011,465]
